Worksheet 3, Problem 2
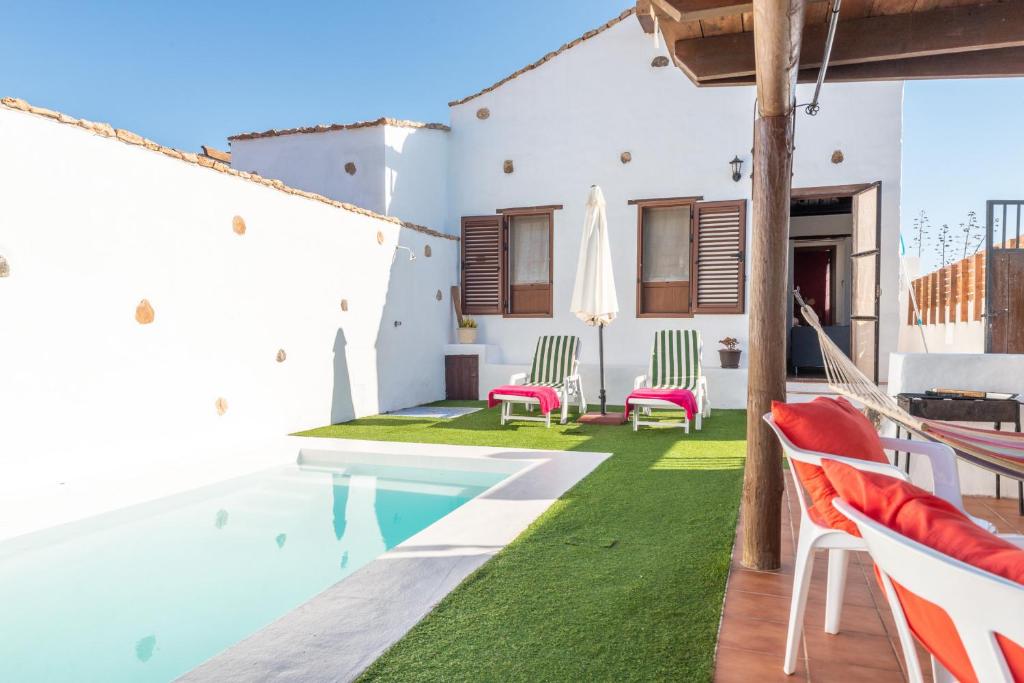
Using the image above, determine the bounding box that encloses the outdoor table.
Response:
[895,392,1022,515]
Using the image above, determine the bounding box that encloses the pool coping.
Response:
[177,436,611,683]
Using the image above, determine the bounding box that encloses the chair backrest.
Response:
[528,336,580,386]
[834,498,1024,683]
[762,413,908,525]
[648,329,703,387]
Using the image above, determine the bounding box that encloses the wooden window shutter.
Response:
[460,216,504,314]
[692,200,746,314]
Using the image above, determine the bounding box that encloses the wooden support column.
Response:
[742,0,807,571]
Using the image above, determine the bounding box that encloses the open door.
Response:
[850,183,881,383]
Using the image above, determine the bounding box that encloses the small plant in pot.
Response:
[718,337,741,369]
[457,317,478,344]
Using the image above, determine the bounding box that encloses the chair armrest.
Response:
[633,374,647,390]
[509,372,527,385]
[878,437,965,511]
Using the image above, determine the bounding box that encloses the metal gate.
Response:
[985,200,1024,353]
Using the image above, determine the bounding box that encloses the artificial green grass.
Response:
[297,403,746,682]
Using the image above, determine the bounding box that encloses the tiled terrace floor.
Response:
[714,480,1023,682]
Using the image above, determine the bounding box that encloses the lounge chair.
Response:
[493,335,586,426]
[631,330,710,430]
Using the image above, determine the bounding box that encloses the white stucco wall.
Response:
[230,127,387,215]
[230,125,450,231]
[446,16,903,407]
[384,126,450,230]
[0,106,457,469]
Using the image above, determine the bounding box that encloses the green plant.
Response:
[719,337,740,351]
[458,317,477,329]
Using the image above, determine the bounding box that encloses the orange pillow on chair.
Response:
[822,459,1024,683]
[771,397,889,534]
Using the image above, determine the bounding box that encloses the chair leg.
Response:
[500,401,507,426]
[695,410,702,431]
[824,549,849,634]
[560,389,569,424]
[784,534,817,675]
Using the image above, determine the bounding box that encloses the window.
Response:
[633,197,747,317]
[636,201,693,316]
[460,206,557,317]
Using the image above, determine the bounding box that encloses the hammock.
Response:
[793,292,1024,477]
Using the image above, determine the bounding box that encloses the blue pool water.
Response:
[0,461,506,682]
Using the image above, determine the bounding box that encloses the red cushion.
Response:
[771,397,889,534]
[822,460,1024,683]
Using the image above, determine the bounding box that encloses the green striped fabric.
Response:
[526,336,580,389]
[649,330,703,390]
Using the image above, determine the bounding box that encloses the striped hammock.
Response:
[794,292,1024,476]
[526,336,580,389]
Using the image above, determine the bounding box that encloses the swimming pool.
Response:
[0,459,507,682]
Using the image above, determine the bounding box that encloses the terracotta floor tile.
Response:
[718,615,791,656]
[803,628,902,671]
[803,599,887,637]
[806,657,908,683]
[714,645,807,682]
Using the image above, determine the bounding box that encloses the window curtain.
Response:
[642,205,690,282]
[510,215,550,284]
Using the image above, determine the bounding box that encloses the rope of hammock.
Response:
[794,290,1024,475]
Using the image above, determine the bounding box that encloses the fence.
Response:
[908,237,1021,326]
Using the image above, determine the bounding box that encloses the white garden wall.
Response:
[447,15,902,407]
[0,105,458,473]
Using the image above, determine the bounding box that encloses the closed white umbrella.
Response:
[570,185,619,415]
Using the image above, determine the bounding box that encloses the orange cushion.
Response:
[771,397,889,534]
[822,460,1024,683]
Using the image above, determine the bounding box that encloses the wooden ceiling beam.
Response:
[699,46,1024,85]
[676,2,1024,81]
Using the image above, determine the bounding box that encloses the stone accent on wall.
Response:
[651,56,670,67]
[503,160,514,174]
[424,244,432,257]
[376,230,385,245]
[276,349,287,363]
[0,255,8,278]
[135,299,155,325]
[0,97,458,242]
[476,108,490,120]
[620,151,632,164]
[344,162,357,176]
[340,299,349,312]
[435,289,443,301]
[215,397,228,416]
[831,150,845,164]
[232,215,246,235]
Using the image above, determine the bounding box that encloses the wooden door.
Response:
[445,355,479,400]
[986,201,1024,353]
[850,183,881,383]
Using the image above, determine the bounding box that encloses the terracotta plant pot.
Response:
[719,349,741,369]
[457,327,478,344]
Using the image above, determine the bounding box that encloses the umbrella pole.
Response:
[598,323,607,415]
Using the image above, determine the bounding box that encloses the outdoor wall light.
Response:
[392,245,416,263]
[730,156,743,182]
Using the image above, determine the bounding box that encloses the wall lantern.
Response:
[730,156,743,182]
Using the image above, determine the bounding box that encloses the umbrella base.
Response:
[577,412,626,425]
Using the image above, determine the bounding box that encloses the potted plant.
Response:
[718,337,741,369]
[457,317,478,344]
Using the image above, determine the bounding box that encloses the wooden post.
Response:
[948,263,958,324]
[959,260,969,322]
[742,0,807,571]
[973,253,985,321]
[938,267,947,324]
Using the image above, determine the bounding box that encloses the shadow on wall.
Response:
[331,328,355,424]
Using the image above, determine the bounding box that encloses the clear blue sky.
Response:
[3,0,1021,270]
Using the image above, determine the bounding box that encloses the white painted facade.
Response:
[0,105,458,504]
[232,14,903,408]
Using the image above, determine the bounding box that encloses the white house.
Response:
[230,8,903,409]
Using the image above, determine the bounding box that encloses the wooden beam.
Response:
[742,0,807,572]
[677,3,1024,81]
[700,47,1024,85]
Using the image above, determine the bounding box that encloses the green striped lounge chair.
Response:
[496,335,586,426]
[632,329,710,431]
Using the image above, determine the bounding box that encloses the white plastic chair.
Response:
[632,330,710,431]
[493,335,586,426]
[762,413,989,676]
[834,498,1024,683]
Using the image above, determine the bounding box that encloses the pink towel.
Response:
[625,388,698,420]
[488,385,561,416]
